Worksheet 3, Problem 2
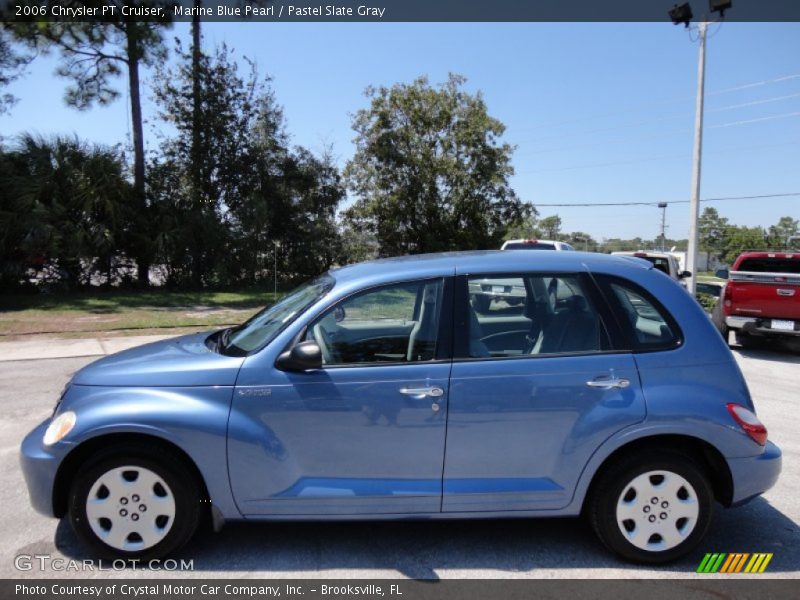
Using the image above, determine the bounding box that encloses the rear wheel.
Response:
[589,451,713,563]
[735,331,761,349]
[710,302,729,344]
[68,444,201,560]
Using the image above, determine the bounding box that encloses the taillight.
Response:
[727,403,767,446]
[723,283,733,313]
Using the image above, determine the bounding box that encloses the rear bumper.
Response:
[726,441,782,506]
[726,316,800,337]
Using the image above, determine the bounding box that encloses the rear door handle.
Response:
[586,378,630,390]
[399,386,444,399]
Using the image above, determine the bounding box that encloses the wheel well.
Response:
[583,434,734,510]
[52,433,211,518]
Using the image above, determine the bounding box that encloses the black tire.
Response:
[735,331,761,349]
[588,450,714,564]
[710,301,729,344]
[68,443,201,561]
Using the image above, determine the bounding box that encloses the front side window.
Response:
[306,279,444,366]
[466,273,609,358]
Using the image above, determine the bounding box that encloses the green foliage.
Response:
[767,216,799,249]
[538,215,562,240]
[695,292,717,313]
[0,135,134,289]
[0,26,30,115]
[722,226,767,265]
[149,42,343,287]
[343,74,530,256]
[698,207,729,260]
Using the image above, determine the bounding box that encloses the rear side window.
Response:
[465,273,610,358]
[603,279,680,350]
[737,258,800,274]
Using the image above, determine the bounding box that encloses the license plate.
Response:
[492,286,505,294]
[771,319,795,331]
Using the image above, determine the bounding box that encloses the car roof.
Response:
[329,250,652,288]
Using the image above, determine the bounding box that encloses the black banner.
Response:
[3,0,800,23]
[3,579,799,600]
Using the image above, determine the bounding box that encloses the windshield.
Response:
[504,243,556,250]
[222,274,334,354]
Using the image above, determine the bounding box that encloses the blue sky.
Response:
[2,22,799,241]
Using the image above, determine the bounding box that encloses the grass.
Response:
[0,289,279,339]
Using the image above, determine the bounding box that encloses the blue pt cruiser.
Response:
[21,251,781,563]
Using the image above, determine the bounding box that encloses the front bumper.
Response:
[726,440,782,506]
[726,316,800,337]
[20,419,72,518]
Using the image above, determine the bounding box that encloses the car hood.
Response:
[72,332,246,387]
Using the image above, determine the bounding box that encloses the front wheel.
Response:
[68,446,201,560]
[589,451,713,563]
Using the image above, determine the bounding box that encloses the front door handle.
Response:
[399,386,444,399]
[586,377,630,390]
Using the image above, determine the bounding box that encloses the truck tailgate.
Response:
[728,272,800,319]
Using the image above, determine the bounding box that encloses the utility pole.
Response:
[686,19,708,295]
[658,202,668,251]
[273,241,278,299]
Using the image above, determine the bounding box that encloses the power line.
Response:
[515,138,800,174]
[509,72,800,134]
[530,192,800,208]
[707,73,800,96]
[512,95,800,149]
[709,111,800,129]
[707,92,800,113]
[513,93,800,157]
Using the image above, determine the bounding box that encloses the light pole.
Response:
[669,1,730,294]
[686,19,707,295]
[658,202,668,252]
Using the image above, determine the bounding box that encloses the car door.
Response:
[227,277,453,516]
[442,271,647,512]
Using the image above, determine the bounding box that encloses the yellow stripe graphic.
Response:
[758,554,773,573]
[744,554,759,573]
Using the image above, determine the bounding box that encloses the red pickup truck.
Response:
[713,251,800,349]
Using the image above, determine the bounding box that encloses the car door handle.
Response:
[399,386,444,398]
[586,378,630,389]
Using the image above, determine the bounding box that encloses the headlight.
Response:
[43,411,77,446]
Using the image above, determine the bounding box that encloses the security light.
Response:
[709,0,732,17]
[668,3,693,27]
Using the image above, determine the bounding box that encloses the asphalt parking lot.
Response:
[0,347,797,580]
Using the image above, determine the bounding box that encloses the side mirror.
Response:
[679,270,692,279]
[275,340,322,372]
[715,268,729,280]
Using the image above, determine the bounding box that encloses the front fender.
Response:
[56,384,240,519]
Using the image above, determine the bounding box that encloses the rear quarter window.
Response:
[596,276,682,351]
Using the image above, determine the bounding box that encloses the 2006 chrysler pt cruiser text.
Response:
[21,251,781,563]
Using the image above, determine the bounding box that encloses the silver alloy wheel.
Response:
[616,470,699,552]
[85,466,176,552]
